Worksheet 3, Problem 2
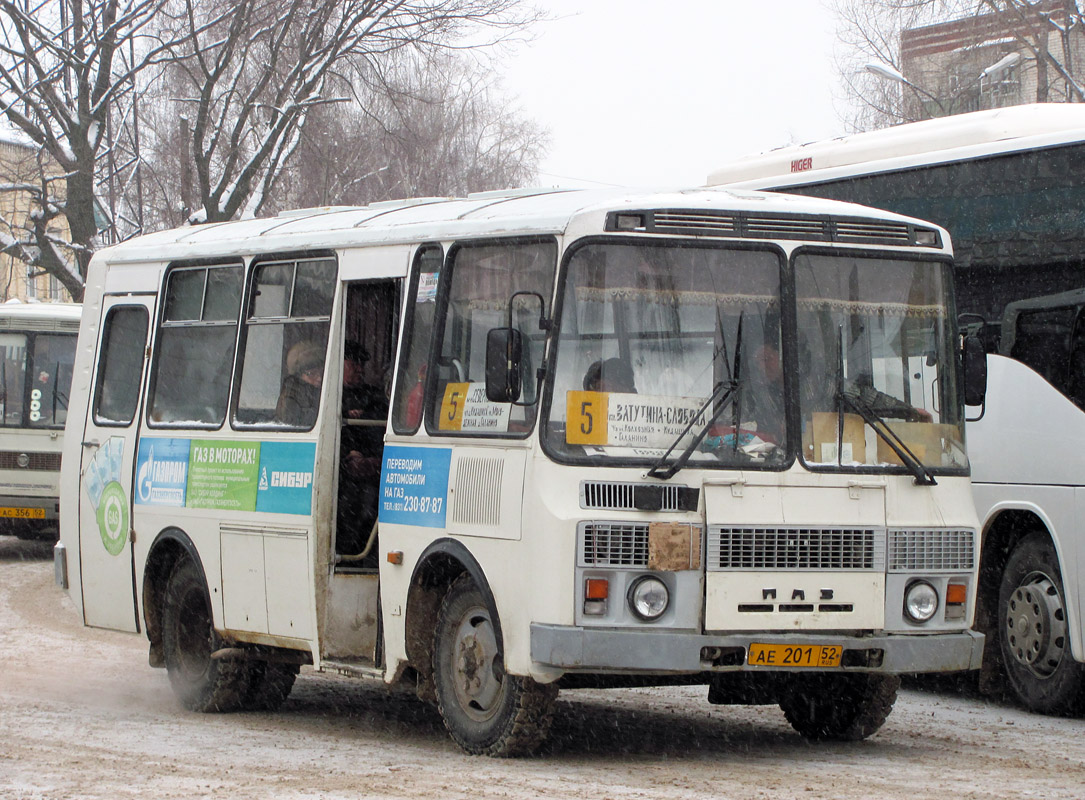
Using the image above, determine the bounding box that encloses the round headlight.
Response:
[16,452,29,468]
[904,580,939,623]
[628,575,669,621]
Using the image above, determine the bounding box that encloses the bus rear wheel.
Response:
[779,673,899,741]
[998,533,1085,714]
[432,574,557,756]
[242,662,299,711]
[161,557,252,712]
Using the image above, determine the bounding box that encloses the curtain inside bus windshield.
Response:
[793,253,966,471]
[0,333,26,426]
[29,333,76,427]
[544,243,784,467]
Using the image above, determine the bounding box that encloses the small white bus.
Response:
[57,187,984,755]
[708,105,1085,714]
[0,301,79,539]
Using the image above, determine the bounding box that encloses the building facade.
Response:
[0,135,73,303]
[901,1,1085,119]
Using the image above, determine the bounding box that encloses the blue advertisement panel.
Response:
[379,446,452,528]
[134,438,191,507]
[255,441,317,515]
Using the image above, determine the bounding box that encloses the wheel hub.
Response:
[452,611,503,721]
[1006,573,1068,677]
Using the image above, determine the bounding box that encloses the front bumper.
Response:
[531,623,984,674]
[0,492,58,521]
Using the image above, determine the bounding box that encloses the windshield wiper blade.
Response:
[838,389,937,486]
[647,380,738,480]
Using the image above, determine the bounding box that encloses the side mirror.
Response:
[485,328,522,403]
[963,334,987,407]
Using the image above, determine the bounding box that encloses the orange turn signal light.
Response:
[946,583,967,605]
[387,551,403,565]
[585,578,609,600]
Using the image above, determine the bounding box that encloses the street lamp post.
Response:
[866,51,1023,120]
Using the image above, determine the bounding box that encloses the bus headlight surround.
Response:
[628,575,669,621]
[904,580,939,623]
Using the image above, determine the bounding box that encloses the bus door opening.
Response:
[335,280,398,569]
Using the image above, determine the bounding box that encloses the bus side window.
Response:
[234,257,336,429]
[392,245,442,434]
[148,265,242,427]
[93,307,148,426]
[425,239,556,437]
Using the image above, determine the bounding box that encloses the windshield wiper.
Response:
[648,311,744,480]
[832,326,935,486]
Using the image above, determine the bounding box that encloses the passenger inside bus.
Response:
[337,341,386,558]
[275,340,325,427]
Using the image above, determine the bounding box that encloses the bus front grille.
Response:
[579,522,649,567]
[0,451,62,471]
[708,526,881,571]
[888,529,975,572]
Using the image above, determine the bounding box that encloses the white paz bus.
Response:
[0,301,79,539]
[57,187,985,755]
[708,104,1085,714]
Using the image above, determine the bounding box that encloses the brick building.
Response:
[901,1,1085,119]
[0,134,72,303]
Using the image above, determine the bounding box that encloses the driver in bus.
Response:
[583,357,637,393]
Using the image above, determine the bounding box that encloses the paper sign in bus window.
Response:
[565,391,708,449]
[439,382,511,433]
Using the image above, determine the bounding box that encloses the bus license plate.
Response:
[0,506,46,519]
[747,643,842,668]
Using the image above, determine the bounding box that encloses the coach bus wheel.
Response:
[779,673,899,741]
[432,574,557,756]
[242,662,300,711]
[998,533,1085,715]
[161,557,252,712]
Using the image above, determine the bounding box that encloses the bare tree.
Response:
[151,0,543,225]
[259,51,547,213]
[834,0,1085,131]
[0,0,199,300]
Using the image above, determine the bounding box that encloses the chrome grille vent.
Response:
[653,211,738,234]
[580,481,693,511]
[889,529,974,572]
[607,209,936,247]
[746,215,827,238]
[708,527,881,571]
[835,220,912,244]
[450,457,503,526]
[580,522,649,567]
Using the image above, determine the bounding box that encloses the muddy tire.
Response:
[779,673,899,741]
[161,558,252,712]
[432,574,557,756]
[241,662,299,711]
[998,533,1085,715]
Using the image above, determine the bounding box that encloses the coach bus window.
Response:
[148,264,242,427]
[392,245,442,434]
[1009,306,1076,396]
[235,257,336,429]
[427,239,556,437]
[29,333,76,427]
[93,307,148,426]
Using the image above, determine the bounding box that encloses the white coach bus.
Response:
[56,187,985,755]
[0,301,79,539]
[708,104,1085,714]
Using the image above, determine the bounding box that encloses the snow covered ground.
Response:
[2,536,1083,800]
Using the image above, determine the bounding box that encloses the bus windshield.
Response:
[795,253,966,472]
[544,241,785,468]
[0,331,76,429]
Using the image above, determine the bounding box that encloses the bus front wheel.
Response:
[432,574,557,756]
[161,557,252,712]
[998,533,1085,714]
[778,673,899,741]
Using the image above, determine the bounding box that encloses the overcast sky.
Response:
[501,1,848,189]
